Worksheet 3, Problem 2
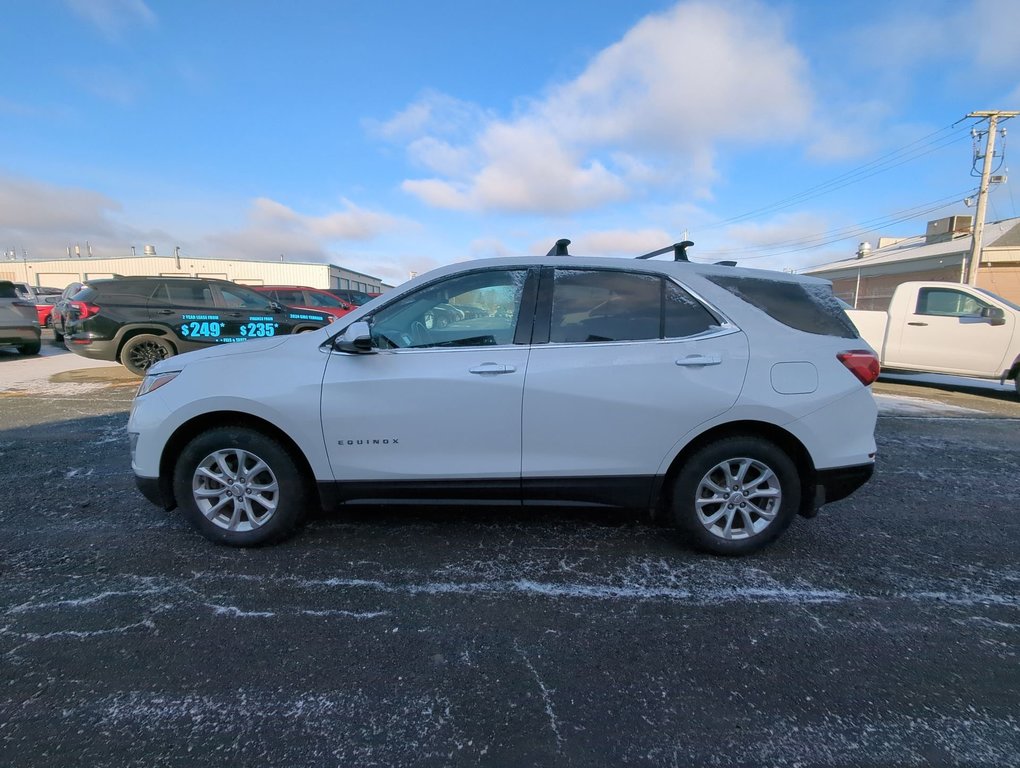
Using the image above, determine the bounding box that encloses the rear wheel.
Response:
[121,334,175,376]
[670,436,801,556]
[173,427,308,546]
[17,339,41,356]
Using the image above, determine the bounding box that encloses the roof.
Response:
[802,217,1020,277]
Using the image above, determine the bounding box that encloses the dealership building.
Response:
[0,248,392,294]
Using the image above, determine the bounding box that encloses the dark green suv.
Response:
[64,276,333,375]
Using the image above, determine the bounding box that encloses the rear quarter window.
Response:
[706,275,858,339]
[0,282,16,299]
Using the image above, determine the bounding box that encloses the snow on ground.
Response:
[0,345,120,393]
[875,393,986,417]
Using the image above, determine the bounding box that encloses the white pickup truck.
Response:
[845,281,1020,398]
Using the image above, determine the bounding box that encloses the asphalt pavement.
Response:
[1,340,1018,767]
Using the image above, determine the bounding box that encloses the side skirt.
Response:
[317,476,658,511]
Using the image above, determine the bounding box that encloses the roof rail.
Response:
[635,240,694,261]
[714,260,737,267]
[546,238,571,256]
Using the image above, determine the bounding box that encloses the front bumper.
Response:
[135,474,175,510]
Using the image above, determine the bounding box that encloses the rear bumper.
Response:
[0,326,40,345]
[66,334,118,361]
[816,462,874,506]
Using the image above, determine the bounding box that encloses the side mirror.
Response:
[334,320,375,354]
[981,306,1006,326]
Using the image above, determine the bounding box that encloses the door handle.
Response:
[676,354,721,366]
[155,309,174,315]
[907,322,928,326]
[469,363,516,375]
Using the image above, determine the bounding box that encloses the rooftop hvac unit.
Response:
[143,245,157,256]
[925,215,973,243]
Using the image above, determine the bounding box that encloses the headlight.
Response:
[136,371,181,397]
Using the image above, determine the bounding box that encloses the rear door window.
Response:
[549,269,717,343]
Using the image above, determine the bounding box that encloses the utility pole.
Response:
[965,110,1018,286]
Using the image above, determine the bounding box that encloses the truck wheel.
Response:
[121,334,175,376]
[670,436,800,556]
[18,340,41,356]
[173,426,308,546]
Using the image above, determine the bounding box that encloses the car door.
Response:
[320,267,535,491]
[521,268,748,490]
[885,286,1014,376]
[150,280,227,348]
[212,282,290,339]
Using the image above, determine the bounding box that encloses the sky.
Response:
[1,0,1019,286]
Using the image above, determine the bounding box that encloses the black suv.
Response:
[65,276,333,375]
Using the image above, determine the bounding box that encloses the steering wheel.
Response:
[410,320,432,347]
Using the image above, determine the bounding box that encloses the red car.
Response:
[35,295,61,327]
[251,285,355,320]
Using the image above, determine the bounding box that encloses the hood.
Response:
[148,335,291,375]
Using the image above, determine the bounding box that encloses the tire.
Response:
[120,334,175,376]
[17,339,41,356]
[53,325,64,341]
[173,427,309,547]
[1014,375,1019,401]
[670,436,801,556]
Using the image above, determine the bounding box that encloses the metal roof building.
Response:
[0,250,392,295]
[802,215,1020,309]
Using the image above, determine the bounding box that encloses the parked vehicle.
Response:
[328,288,381,307]
[845,281,1020,398]
[252,285,355,320]
[0,280,42,355]
[129,249,879,555]
[10,282,61,302]
[50,282,84,341]
[64,276,333,375]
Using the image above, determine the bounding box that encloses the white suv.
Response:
[128,250,879,555]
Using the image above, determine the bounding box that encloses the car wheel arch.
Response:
[157,411,320,513]
[651,419,816,523]
[115,326,178,362]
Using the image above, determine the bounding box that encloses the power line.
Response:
[698,124,969,231]
[696,190,974,256]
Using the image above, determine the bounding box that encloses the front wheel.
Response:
[121,334,175,376]
[670,436,801,556]
[173,427,309,546]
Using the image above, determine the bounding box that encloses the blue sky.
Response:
[1,0,1018,285]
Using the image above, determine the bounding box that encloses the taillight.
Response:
[838,350,880,386]
[72,301,100,319]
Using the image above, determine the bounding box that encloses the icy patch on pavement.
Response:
[876,393,985,416]
[0,381,110,396]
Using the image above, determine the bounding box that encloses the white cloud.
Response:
[66,0,156,40]
[387,0,814,215]
[0,174,122,237]
[0,174,416,282]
